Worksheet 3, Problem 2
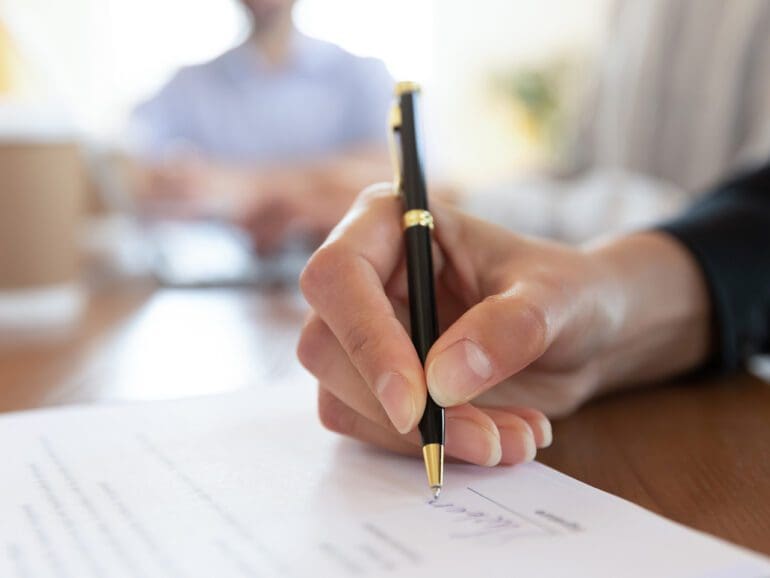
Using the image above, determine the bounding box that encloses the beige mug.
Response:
[0,140,86,331]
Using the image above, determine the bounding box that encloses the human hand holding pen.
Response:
[298,184,554,467]
[298,184,712,466]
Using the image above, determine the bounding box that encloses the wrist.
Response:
[582,231,713,391]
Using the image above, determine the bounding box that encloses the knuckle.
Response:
[317,388,355,435]
[299,244,343,304]
[296,316,327,375]
[481,291,549,366]
[341,318,381,365]
[359,182,396,201]
[317,389,339,432]
[511,297,548,358]
[358,186,403,225]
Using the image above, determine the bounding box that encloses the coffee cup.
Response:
[0,103,86,332]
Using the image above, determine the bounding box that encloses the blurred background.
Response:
[0,0,609,186]
[0,0,607,184]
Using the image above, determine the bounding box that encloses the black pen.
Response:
[388,81,445,498]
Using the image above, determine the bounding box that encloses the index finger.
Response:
[299,184,426,434]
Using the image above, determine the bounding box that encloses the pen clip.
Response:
[388,102,403,196]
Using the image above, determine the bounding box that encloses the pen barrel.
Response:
[398,92,428,211]
[404,224,445,445]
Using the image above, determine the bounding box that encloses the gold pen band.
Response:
[402,209,434,231]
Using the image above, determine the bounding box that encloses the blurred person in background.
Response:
[469,0,770,243]
[130,0,393,254]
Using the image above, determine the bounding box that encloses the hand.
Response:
[239,153,393,254]
[297,184,712,466]
[237,169,353,255]
[133,150,392,255]
[133,157,259,219]
[133,158,317,254]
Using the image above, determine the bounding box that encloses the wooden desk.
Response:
[1,284,768,555]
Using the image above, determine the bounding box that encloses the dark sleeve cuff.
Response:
[657,164,770,373]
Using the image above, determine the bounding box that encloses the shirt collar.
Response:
[222,31,328,81]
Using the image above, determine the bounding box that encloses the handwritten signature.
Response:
[427,498,541,544]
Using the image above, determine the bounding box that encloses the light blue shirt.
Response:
[131,33,394,162]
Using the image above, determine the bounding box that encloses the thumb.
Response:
[425,285,561,407]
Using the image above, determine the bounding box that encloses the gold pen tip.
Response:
[422,443,444,494]
[431,486,442,500]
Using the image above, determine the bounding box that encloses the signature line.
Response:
[465,487,558,535]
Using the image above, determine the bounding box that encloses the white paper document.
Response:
[1,389,768,578]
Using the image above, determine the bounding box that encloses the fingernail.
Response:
[498,426,537,464]
[446,417,502,467]
[374,372,417,434]
[427,340,493,406]
[536,418,553,448]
